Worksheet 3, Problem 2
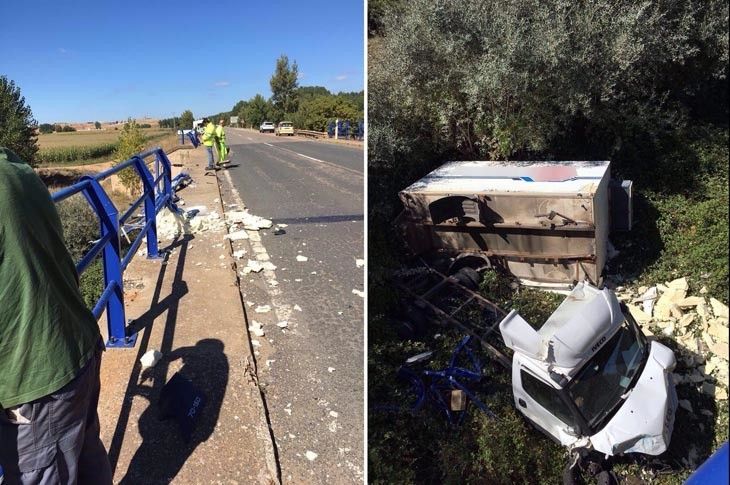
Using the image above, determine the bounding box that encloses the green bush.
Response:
[114,119,145,194]
[56,194,99,261]
[56,194,104,309]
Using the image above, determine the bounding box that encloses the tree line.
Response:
[171,55,364,132]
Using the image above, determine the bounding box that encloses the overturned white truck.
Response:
[398,160,632,290]
[501,282,677,456]
[396,161,677,457]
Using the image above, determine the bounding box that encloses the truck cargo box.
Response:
[397,160,626,288]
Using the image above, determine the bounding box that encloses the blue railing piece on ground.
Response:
[52,147,178,348]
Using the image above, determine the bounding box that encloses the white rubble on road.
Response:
[242,260,277,274]
[305,451,318,461]
[352,289,364,298]
[140,349,163,369]
[225,209,272,230]
[254,305,272,313]
[232,249,246,259]
[276,321,289,329]
[355,258,365,268]
[155,206,226,240]
[296,255,309,262]
[248,320,265,337]
[293,304,302,312]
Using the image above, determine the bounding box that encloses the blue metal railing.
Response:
[52,147,181,348]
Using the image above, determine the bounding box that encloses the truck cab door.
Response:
[512,364,583,447]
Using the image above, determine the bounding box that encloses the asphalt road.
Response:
[220,129,364,483]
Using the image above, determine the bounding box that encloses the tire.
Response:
[452,267,481,290]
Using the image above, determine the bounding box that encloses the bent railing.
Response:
[52,147,182,348]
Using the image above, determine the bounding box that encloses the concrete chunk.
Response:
[710,298,728,319]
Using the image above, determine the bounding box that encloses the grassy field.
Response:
[37,128,169,148]
[36,128,176,166]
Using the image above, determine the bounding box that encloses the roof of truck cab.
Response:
[401,160,610,195]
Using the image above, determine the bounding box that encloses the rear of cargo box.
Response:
[398,161,613,288]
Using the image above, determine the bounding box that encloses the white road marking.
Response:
[222,170,296,327]
[262,143,362,177]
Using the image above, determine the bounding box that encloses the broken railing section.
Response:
[52,147,180,348]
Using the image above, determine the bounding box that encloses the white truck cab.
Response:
[500,282,678,456]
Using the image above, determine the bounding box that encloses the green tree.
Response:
[180,110,194,130]
[114,119,145,194]
[242,94,271,128]
[94,121,101,129]
[39,123,54,134]
[0,76,39,165]
[270,55,299,116]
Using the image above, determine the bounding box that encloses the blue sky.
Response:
[0,0,363,123]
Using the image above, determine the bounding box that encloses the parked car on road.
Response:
[275,121,294,136]
[259,121,275,133]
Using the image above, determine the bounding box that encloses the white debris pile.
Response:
[615,277,729,401]
[155,206,225,240]
[242,260,277,274]
[248,320,265,337]
[225,209,272,230]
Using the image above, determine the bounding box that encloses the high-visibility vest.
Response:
[215,125,226,142]
[202,122,216,146]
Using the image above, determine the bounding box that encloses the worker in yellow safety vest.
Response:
[215,119,229,164]
[201,117,217,171]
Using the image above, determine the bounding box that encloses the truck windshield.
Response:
[567,320,647,429]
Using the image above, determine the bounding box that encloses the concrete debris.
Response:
[140,349,163,369]
[328,367,335,373]
[277,321,288,329]
[251,339,261,348]
[155,206,229,240]
[677,296,705,308]
[655,284,687,319]
[355,258,365,268]
[242,260,277,274]
[628,305,652,325]
[707,319,729,344]
[305,451,318,462]
[224,229,249,241]
[635,287,658,316]
[232,250,246,259]
[710,298,729,319]
[296,255,309,262]
[293,304,302,312]
[329,410,339,418]
[249,321,265,337]
[625,278,730,409]
[255,305,272,313]
[225,210,272,230]
[352,289,365,298]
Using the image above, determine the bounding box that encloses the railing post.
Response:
[131,156,162,259]
[79,176,133,347]
[155,149,173,198]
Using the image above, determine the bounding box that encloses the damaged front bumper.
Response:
[589,341,678,456]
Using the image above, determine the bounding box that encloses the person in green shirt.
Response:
[0,147,112,484]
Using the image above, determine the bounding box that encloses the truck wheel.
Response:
[451,267,481,290]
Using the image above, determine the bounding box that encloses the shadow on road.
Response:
[106,234,229,482]
[119,339,228,484]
